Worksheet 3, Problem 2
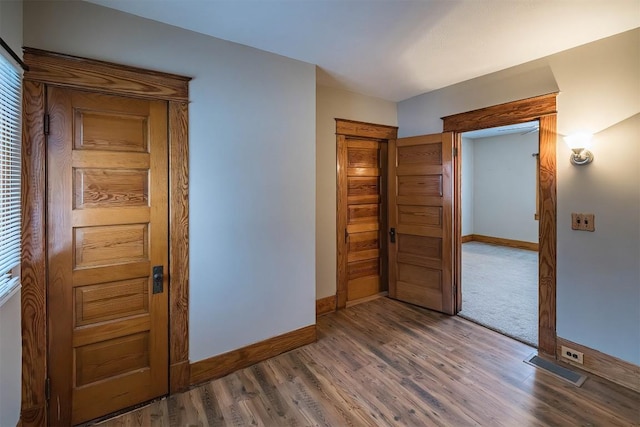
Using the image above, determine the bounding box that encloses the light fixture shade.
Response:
[564,132,593,150]
[564,132,594,165]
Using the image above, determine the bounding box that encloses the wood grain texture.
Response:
[337,120,397,311]
[46,87,169,425]
[316,295,337,317]
[96,298,640,427]
[74,168,149,209]
[190,325,317,386]
[75,110,148,152]
[389,133,454,315]
[461,235,473,243]
[443,95,558,356]
[21,50,191,426]
[20,80,48,427]
[169,101,191,393]
[23,48,190,101]
[442,93,558,133]
[557,337,640,393]
[466,234,539,251]
[75,278,149,326]
[336,135,348,310]
[454,135,462,313]
[538,114,557,356]
[170,361,191,395]
[335,118,398,140]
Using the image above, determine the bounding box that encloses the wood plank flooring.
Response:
[93,298,640,426]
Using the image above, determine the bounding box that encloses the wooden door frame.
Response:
[335,119,398,310]
[441,93,558,356]
[19,48,191,426]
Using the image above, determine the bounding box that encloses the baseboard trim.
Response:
[316,295,336,316]
[190,325,317,385]
[464,234,538,251]
[170,360,191,394]
[345,291,388,308]
[556,337,640,392]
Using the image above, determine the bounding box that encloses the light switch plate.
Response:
[582,213,595,231]
[571,213,595,232]
[571,213,581,230]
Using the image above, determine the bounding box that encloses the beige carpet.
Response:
[458,242,538,347]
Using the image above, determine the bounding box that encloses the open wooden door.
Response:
[388,132,456,315]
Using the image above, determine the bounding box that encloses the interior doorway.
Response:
[335,119,398,309]
[457,122,540,347]
[443,93,558,356]
[20,49,191,426]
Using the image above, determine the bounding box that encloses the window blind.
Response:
[0,52,21,304]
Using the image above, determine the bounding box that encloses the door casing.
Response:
[442,93,558,356]
[20,48,191,426]
[336,119,398,309]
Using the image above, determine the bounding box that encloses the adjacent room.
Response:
[459,122,540,347]
[0,1,638,425]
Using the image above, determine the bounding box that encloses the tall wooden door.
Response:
[388,132,456,315]
[47,87,169,425]
[338,136,387,304]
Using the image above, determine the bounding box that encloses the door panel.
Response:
[47,87,169,425]
[388,133,455,314]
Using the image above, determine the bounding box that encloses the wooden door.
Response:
[388,132,455,315]
[47,87,169,425]
[338,137,387,304]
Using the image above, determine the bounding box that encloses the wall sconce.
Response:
[564,132,594,165]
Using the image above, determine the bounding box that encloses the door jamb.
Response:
[441,93,558,356]
[19,48,191,426]
[335,119,398,310]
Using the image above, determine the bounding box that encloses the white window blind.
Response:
[0,52,21,305]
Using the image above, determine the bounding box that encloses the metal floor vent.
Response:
[525,354,587,387]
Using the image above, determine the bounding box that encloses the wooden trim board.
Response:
[20,79,48,427]
[345,291,388,308]
[443,94,558,356]
[316,295,337,317]
[23,48,190,101]
[557,337,640,393]
[335,118,398,139]
[537,114,557,356]
[190,325,317,385]
[168,100,191,393]
[20,49,191,426]
[464,234,538,251]
[442,93,558,133]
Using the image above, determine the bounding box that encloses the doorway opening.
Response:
[335,119,398,309]
[457,122,540,347]
[443,92,558,356]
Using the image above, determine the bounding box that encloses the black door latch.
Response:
[153,266,164,294]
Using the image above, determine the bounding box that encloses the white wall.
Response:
[24,1,316,362]
[0,293,21,426]
[316,85,397,299]
[399,29,640,365]
[461,137,474,236]
[0,0,23,424]
[469,132,538,243]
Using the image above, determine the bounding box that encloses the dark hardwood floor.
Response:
[94,298,640,426]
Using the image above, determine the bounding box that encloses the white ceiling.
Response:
[463,122,538,139]
[86,0,640,102]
